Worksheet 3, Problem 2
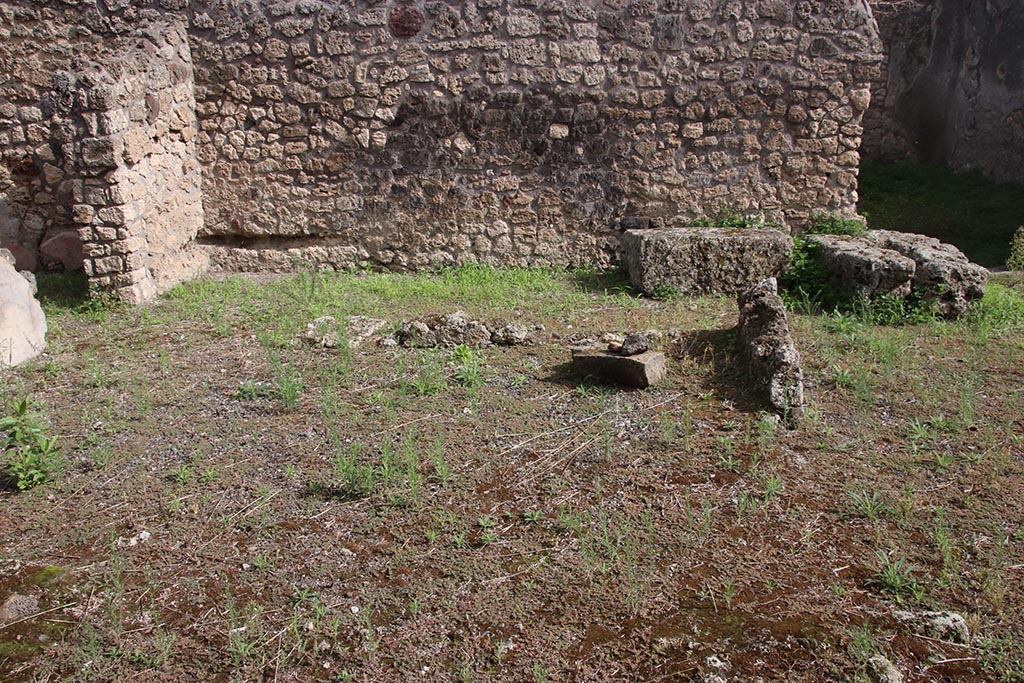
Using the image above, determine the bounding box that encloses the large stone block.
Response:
[807,233,916,298]
[737,278,804,428]
[0,252,47,368]
[621,227,793,297]
[865,230,988,318]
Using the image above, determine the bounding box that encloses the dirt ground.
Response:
[1,268,1022,682]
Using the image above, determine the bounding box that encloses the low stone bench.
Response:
[620,226,793,296]
[808,230,988,319]
[806,234,916,298]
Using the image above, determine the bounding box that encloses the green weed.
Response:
[1,397,62,490]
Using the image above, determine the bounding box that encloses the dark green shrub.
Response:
[803,213,867,237]
[1007,226,1024,271]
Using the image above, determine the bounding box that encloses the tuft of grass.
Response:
[868,552,923,603]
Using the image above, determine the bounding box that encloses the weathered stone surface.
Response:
[619,332,650,356]
[0,593,40,623]
[895,609,970,645]
[621,227,794,297]
[807,234,916,298]
[865,230,988,318]
[571,349,666,389]
[0,256,47,368]
[867,655,904,683]
[737,278,804,428]
[4,0,882,294]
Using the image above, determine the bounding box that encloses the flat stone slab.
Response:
[571,349,666,388]
[807,234,916,298]
[621,227,793,296]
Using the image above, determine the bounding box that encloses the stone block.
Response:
[0,257,47,368]
[621,226,793,296]
[865,230,988,318]
[571,349,666,389]
[737,278,804,428]
[807,234,915,298]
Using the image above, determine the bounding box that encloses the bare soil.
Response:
[1,268,1022,683]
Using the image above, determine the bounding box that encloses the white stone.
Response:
[0,258,47,368]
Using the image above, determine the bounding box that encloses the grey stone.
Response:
[300,315,339,348]
[0,257,47,368]
[345,316,389,348]
[867,655,903,683]
[0,594,40,623]
[397,311,493,348]
[491,323,531,346]
[571,348,666,388]
[894,609,970,644]
[807,234,916,298]
[737,278,804,428]
[621,227,794,297]
[866,230,988,319]
[620,332,650,356]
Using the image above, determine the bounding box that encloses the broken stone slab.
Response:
[1,254,47,368]
[865,230,988,318]
[395,311,536,348]
[396,311,493,348]
[737,278,804,428]
[806,234,916,298]
[571,348,666,389]
[620,226,793,296]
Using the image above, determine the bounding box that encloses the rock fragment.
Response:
[737,278,804,427]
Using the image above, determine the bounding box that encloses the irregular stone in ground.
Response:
[737,278,804,428]
[806,234,916,298]
[345,316,389,348]
[491,323,531,346]
[620,226,793,296]
[0,593,40,623]
[571,348,666,388]
[0,254,47,368]
[619,331,650,356]
[867,655,904,683]
[300,316,340,348]
[395,312,534,348]
[865,230,988,318]
[894,609,970,644]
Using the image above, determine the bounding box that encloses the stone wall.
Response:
[70,24,208,302]
[862,0,1024,183]
[0,6,206,301]
[3,0,883,286]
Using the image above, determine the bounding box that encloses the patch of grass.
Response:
[1008,226,1024,271]
[859,160,1024,267]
